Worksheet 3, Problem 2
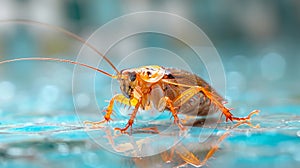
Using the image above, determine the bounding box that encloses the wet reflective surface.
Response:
[0,106,299,168]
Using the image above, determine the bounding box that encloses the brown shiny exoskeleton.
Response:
[86,65,258,133]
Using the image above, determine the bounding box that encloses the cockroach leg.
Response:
[196,86,259,122]
[172,87,202,107]
[84,94,138,128]
[231,110,260,121]
[84,96,117,127]
[165,82,259,123]
[165,97,185,131]
[114,100,141,133]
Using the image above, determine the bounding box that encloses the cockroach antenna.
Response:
[0,19,120,76]
[0,57,117,79]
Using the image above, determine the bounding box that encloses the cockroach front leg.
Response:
[84,94,138,128]
[114,100,141,134]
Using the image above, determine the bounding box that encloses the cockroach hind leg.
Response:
[196,86,259,123]
[231,109,260,122]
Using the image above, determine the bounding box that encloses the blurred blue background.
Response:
[0,0,300,168]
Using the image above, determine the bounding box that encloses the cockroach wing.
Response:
[163,68,224,117]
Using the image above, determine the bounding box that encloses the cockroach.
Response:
[0,20,259,134]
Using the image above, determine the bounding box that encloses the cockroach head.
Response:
[118,69,137,98]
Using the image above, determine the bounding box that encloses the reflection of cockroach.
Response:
[0,20,259,133]
[103,123,254,167]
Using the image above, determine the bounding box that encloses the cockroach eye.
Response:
[129,72,136,81]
